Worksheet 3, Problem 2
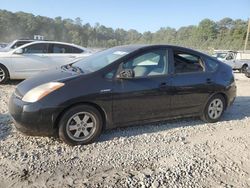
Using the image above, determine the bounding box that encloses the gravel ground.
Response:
[0,73,250,188]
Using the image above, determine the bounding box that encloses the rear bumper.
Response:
[8,93,62,136]
[226,82,237,108]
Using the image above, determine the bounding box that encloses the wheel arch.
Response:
[54,101,107,131]
[242,63,248,68]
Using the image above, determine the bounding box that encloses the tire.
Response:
[241,64,248,73]
[59,105,103,145]
[0,64,9,84]
[201,94,226,123]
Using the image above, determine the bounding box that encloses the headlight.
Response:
[22,82,65,103]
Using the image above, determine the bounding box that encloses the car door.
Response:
[112,48,173,125]
[10,43,51,78]
[170,49,214,117]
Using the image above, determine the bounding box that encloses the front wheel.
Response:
[201,94,226,123]
[0,64,9,84]
[59,105,103,145]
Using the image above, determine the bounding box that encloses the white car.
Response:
[212,50,250,72]
[0,41,92,83]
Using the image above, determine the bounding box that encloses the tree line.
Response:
[0,9,249,52]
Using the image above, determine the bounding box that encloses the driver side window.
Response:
[123,49,168,77]
[23,43,49,54]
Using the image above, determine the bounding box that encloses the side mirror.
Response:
[117,69,135,79]
[226,55,233,61]
[14,48,23,54]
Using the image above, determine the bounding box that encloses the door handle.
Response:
[159,82,168,90]
[69,55,76,58]
[206,78,212,84]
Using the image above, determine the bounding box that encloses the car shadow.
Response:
[97,96,250,143]
[0,113,12,141]
[6,80,23,85]
[222,96,250,121]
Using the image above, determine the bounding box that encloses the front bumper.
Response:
[226,82,237,108]
[8,93,61,136]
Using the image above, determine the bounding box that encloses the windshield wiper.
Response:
[61,64,84,73]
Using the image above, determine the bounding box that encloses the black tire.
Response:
[241,64,248,73]
[59,105,103,146]
[201,94,226,123]
[0,64,9,84]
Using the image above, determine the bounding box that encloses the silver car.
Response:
[0,41,92,84]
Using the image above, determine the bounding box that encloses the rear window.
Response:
[174,51,205,74]
[72,47,84,53]
[206,58,219,72]
[51,44,72,53]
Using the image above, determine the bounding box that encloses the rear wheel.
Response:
[201,94,226,123]
[59,105,103,145]
[241,64,248,73]
[0,64,9,84]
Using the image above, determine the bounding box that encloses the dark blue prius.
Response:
[9,45,236,145]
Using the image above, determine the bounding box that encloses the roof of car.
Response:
[111,44,205,55]
[14,41,91,52]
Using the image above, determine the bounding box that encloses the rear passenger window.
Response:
[174,51,205,74]
[206,58,219,72]
[72,47,84,53]
[52,44,72,53]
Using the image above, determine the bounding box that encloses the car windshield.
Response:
[73,48,130,73]
[2,41,15,50]
[212,53,227,59]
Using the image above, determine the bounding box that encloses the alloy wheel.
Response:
[0,67,5,82]
[208,98,224,119]
[66,112,97,141]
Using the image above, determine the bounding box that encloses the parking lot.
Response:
[0,73,250,187]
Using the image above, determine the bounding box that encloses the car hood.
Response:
[16,69,80,97]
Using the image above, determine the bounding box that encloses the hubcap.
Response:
[0,67,5,82]
[208,98,223,119]
[66,112,96,141]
